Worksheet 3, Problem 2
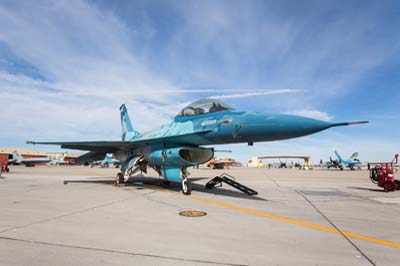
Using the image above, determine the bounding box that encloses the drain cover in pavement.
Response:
[179,211,207,217]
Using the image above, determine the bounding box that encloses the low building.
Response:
[248,155,312,169]
[206,157,242,169]
[0,147,83,165]
[0,147,49,165]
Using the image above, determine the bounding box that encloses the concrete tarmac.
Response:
[0,165,399,266]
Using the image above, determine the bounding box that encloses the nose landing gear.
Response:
[181,177,192,195]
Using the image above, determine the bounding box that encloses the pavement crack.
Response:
[142,189,184,209]
[265,173,281,188]
[0,195,139,234]
[271,178,281,188]
[0,236,249,266]
[296,190,377,266]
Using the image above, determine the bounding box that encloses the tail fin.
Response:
[334,150,342,162]
[11,151,21,163]
[350,152,359,160]
[120,104,142,141]
[393,154,398,164]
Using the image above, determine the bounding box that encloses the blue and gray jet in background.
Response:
[325,150,362,170]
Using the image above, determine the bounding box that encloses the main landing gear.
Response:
[115,156,146,185]
[116,172,125,185]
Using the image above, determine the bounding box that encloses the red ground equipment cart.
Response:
[369,154,399,192]
[0,162,9,177]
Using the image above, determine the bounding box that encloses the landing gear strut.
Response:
[181,177,192,195]
[115,156,146,185]
[181,168,192,195]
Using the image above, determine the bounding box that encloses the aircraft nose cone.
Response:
[239,113,331,141]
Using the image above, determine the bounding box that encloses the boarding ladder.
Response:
[205,173,258,195]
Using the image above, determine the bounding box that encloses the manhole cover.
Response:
[179,210,207,217]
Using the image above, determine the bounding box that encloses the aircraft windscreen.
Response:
[177,99,232,117]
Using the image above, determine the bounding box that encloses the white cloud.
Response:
[285,109,334,122]
[0,1,182,143]
[0,1,178,102]
[164,1,400,106]
[0,0,399,164]
[210,89,302,99]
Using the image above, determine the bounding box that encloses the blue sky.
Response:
[0,0,399,163]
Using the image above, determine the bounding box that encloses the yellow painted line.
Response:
[144,185,400,250]
[185,194,400,249]
[84,170,400,249]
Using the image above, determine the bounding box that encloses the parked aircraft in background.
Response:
[9,151,51,167]
[89,154,121,168]
[207,158,241,169]
[325,150,362,170]
[48,159,69,166]
[100,154,121,168]
[28,98,367,195]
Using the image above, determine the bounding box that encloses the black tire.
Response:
[116,173,124,185]
[162,180,171,185]
[370,168,379,183]
[182,179,192,195]
[394,180,400,190]
[384,181,395,192]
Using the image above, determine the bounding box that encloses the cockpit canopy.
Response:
[177,99,233,117]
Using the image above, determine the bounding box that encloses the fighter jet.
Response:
[325,150,362,170]
[28,98,367,194]
[100,154,121,168]
[9,151,51,167]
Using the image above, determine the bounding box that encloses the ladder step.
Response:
[205,174,258,195]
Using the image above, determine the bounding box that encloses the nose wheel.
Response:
[181,177,192,195]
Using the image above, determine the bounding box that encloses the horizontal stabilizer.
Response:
[76,151,106,163]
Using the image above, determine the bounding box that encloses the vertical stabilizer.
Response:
[11,151,21,164]
[120,104,142,141]
[334,150,342,162]
[350,152,359,160]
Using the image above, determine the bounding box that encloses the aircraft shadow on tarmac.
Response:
[347,186,386,192]
[64,175,268,201]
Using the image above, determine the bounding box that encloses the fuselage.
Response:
[134,110,332,147]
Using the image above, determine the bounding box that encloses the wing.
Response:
[26,140,132,152]
[27,130,213,152]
